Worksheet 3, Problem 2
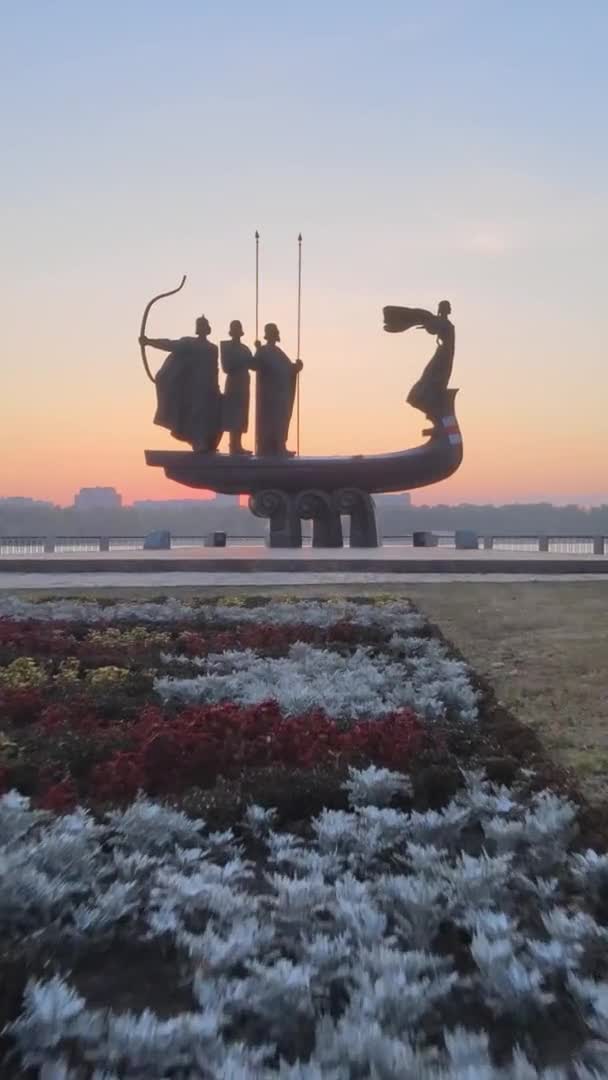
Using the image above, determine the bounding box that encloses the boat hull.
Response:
[145,439,462,495]
[144,419,464,498]
[145,394,463,496]
[145,392,462,548]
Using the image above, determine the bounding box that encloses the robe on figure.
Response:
[154,337,221,451]
[406,335,454,416]
[220,340,252,435]
[252,344,298,456]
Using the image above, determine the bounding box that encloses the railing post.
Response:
[594,536,605,556]
[44,536,56,554]
[99,538,110,552]
[538,535,549,552]
[483,536,493,550]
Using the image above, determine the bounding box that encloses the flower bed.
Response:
[0,598,474,811]
[2,596,607,1076]
[4,772,608,1077]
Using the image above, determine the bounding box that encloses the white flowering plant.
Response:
[1,595,605,1076]
[2,769,608,1077]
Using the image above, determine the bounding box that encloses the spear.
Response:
[254,230,260,456]
[296,232,302,455]
[255,230,260,342]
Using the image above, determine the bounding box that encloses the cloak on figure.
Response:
[220,340,252,435]
[252,345,298,456]
[154,337,221,449]
[383,305,455,420]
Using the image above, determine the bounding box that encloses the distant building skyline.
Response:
[2,489,608,511]
[374,493,411,507]
[73,487,122,510]
[133,494,240,509]
[0,496,56,509]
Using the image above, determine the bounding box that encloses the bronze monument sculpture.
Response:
[142,261,462,548]
[140,286,222,454]
[220,320,254,456]
[251,323,303,457]
[384,300,454,426]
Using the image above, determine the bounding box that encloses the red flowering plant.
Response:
[0,696,429,807]
[0,618,391,676]
[0,686,46,726]
[0,619,79,662]
[0,604,452,811]
[173,620,384,657]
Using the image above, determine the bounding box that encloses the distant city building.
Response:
[74,487,122,509]
[134,499,215,510]
[133,495,240,509]
[0,496,55,508]
[374,492,411,507]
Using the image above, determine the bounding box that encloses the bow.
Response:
[139,275,187,383]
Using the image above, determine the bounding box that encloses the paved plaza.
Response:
[0,544,607,590]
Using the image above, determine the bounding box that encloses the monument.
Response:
[220,320,254,457]
[141,262,462,548]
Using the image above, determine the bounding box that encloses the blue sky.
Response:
[1,1,607,502]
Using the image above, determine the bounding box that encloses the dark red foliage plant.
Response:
[89,702,428,801]
[0,688,45,726]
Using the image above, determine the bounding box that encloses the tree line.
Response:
[1,502,608,539]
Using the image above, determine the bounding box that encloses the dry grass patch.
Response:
[406,583,608,802]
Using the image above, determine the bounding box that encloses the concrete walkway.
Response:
[2,571,608,591]
[1,545,607,578]
[2,545,605,562]
[2,545,607,590]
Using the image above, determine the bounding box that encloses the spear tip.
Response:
[255,230,260,239]
[298,232,302,242]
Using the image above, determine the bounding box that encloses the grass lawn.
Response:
[405,583,608,803]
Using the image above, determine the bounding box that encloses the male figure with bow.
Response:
[140,314,222,454]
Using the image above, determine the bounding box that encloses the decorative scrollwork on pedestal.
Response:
[246,486,379,549]
[295,490,343,548]
[248,489,302,548]
[333,488,379,548]
[249,489,285,520]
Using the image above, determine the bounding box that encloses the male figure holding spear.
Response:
[252,323,303,457]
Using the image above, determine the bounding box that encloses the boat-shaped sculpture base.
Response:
[145,391,462,548]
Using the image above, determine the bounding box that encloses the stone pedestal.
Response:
[296,490,343,548]
[334,489,379,548]
[413,531,438,548]
[205,532,227,548]
[143,530,171,550]
[249,490,302,548]
[455,530,478,550]
[249,487,379,549]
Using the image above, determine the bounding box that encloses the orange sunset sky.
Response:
[2,3,607,507]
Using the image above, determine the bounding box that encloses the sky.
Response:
[1,0,607,506]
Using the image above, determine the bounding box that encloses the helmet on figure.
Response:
[264,323,280,344]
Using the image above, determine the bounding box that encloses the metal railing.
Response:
[1,534,606,555]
